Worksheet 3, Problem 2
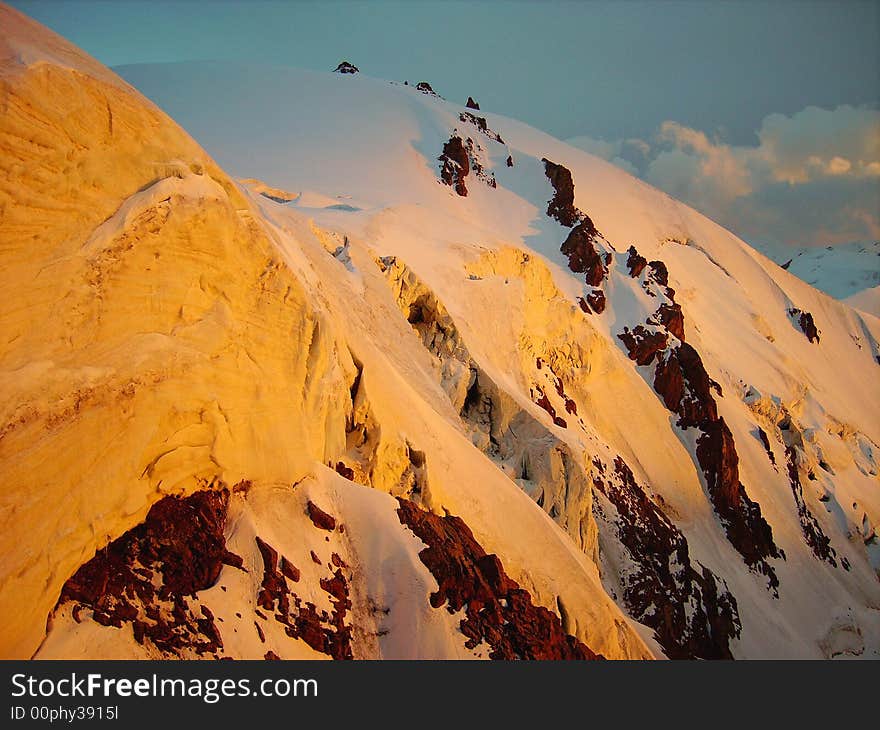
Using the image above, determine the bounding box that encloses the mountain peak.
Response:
[333,60,359,74]
[3,9,879,661]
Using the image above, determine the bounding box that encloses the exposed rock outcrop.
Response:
[618,249,781,589]
[696,420,780,586]
[459,111,504,143]
[438,132,497,195]
[254,533,353,660]
[466,96,480,110]
[652,344,719,427]
[439,135,470,196]
[743,389,854,568]
[586,289,606,314]
[619,326,669,366]
[592,457,741,659]
[541,160,613,318]
[785,446,837,565]
[789,308,820,343]
[626,246,648,278]
[333,61,359,74]
[651,302,685,341]
[541,158,583,227]
[396,498,600,659]
[561,218,607,286]
[533,385,567,428]
[307,500,337,531]
[56,486,243,656]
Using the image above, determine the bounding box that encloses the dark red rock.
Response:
[552,373,565,398]
[696,419,781,585]
[653,350,684,412]
[592,456,741,659]
[586,289,606,314]
[295,604,328,653]
[533,386,567,428]
[541,158,583,227]
[506,155,514,167]
[334,461,355,480]
[466,96,480,110]
[626,246,648,277]
[789,308,820,343]
[416,81,436,95]
[653,344,718,427]
[255,536,278,573]
[653,302,685,341]
[396,498,600,659]
[618,326,668,366]
[459,111,504,143]
[648,260,669,287]
[785,447,837,565]
[264,650,281,660]
[439,135,469,196]
[560,218,606,286]
[280,556,300,583]
[57,487,241,656]
[255,537,289,614]
[800,311,820,343]
[613,254,783,589]
[307,501,337,531]
[254,539,353,660]
[697,420,741,511]
[320,571,350,605]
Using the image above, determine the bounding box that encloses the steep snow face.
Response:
[1,3,877,661]
[0,6,363,658]
[0,5,648,661]
[116,60,880,659]
[846,287,880,318]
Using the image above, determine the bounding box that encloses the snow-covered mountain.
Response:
[764,241,879,316]
[846,286,880,318]
[1,4,877,660]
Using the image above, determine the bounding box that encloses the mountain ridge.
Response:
[2,5,878,660]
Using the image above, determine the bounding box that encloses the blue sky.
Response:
[10,0,880,248]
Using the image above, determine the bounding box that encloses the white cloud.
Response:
[567,105,880,247]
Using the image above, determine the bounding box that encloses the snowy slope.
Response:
[115,60,880,659]
[0,4,648,661]
[765,241,880,302]
[846,286,880,318]
[1,4,878,661]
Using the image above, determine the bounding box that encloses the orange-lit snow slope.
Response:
[1,3,877,660]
